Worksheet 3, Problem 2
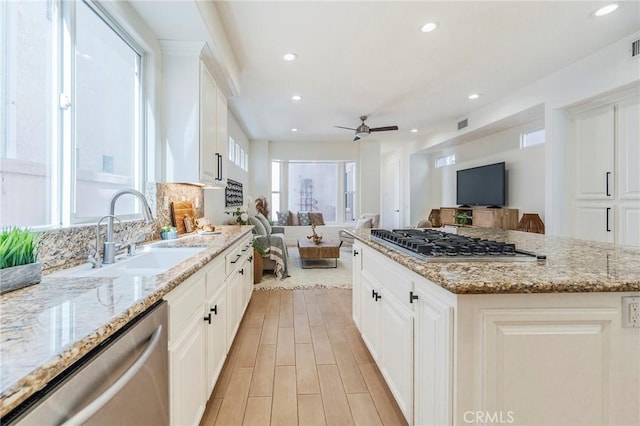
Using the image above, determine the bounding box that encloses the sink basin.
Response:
[55,246,206,278]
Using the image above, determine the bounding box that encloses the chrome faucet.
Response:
[102,189,153,264]
[90,215,121,268]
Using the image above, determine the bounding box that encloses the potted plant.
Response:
[160,226,178,240]
[455,211,472,227]
[0,227,41,294]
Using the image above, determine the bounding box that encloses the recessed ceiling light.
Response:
[410,128,419,133]
[421,22,438,33]
[291,95,302,101]
[291,128,298,132]
[594,3,619,16]
[283,53,297,61]
[468,93,481,100]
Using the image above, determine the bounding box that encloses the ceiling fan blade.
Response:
[353,136,360,141]
[370,125,399,132]
[335,125,357,131]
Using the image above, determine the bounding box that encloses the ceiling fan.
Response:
[335,115,399,141]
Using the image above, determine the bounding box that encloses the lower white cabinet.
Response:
[354,243,640,426]
[164,234,253,426]
[352,242,363,327]
[357,247,413,423]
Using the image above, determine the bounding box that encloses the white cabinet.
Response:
[162,41,227,186]
[413,283,454,426]
[354,241,640,426]
[204,258,227,395]
[572,91,640,246]
[164,234,252,425]
[356,245,413,423]
[164,268,207,426]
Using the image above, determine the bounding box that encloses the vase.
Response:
[161,230,178,240]
[0,262,42,294]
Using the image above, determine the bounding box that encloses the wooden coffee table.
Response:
[297,238,342,269]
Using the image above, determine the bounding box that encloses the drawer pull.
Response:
[230,254,242,264]
[409,291,419,304]
[353,250,359,256]
[211,305,217,315]
[204,313,212,324]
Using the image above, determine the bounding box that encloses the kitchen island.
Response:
[346,228,640,426]
[0,225,254,421]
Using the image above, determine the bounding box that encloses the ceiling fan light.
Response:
[355,131,369,138]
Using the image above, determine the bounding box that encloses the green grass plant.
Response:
[0,227,39,269]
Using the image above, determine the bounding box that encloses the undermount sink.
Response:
[56,246,206,278]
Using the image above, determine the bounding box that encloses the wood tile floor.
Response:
[200,289,408,426]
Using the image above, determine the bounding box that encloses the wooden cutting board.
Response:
[171,201,194,234]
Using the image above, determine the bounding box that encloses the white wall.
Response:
[414,120,545,226]
[392,31,639,235]
[205,111,250,225]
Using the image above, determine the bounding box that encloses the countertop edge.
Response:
[346,230,640,294]
[0,228,253,418]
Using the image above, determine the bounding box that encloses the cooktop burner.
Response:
[370,229,545,262]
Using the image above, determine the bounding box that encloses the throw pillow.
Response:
[249,215,267,235]
[355,217,373,229]
[297,212,311,226]
[308,212,325,226]
[276,211,290,226]
[289,210,299,226]
[255,213,273,235]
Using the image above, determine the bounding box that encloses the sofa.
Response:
[274,210,351,245]
[248,213,289,279]
[339,213,380,245]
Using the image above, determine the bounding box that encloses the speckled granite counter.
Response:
[347,228,640,294]
[0,225,253,418]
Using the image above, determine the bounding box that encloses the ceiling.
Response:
[213,1,639,145]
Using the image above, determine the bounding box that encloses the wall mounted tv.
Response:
[456,161,506,207]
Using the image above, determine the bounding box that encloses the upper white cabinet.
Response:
[162,41,227,186]
[571,89,640,246]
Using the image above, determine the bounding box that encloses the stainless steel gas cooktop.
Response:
[370,228,546,262]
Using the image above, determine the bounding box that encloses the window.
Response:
[271,161,281,221]
[228,137,235,162]
[435,154,456,168]
[271,160,355,224]
[521,128,545,148]
[0,0,145,227]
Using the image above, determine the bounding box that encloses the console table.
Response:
[439,207,519,230]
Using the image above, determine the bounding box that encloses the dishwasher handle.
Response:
[60,324,163,426]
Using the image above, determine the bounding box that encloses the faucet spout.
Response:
[103,189,153,264]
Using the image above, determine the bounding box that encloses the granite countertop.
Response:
[0,225,253,418]
[347,228,640,294]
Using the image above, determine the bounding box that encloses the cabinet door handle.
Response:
[239,268,244,275]
[353,250,359,256]
[204,313,212,324]
[606,207,611,232]
[409,291,419,304]
[215,153,223,181]
[375,293,382,301]
[371,289,376,299]
[61,325,163,426]
[211,305,217,315]
[248,255,253,263]
[606,172,611,196]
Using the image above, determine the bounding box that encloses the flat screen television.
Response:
[456,162,506,207]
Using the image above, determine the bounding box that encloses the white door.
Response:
[352,242,363,327]
[574,105,615,200]
[382,156,400,228]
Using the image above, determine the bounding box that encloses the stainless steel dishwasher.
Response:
[9,301,169,425]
